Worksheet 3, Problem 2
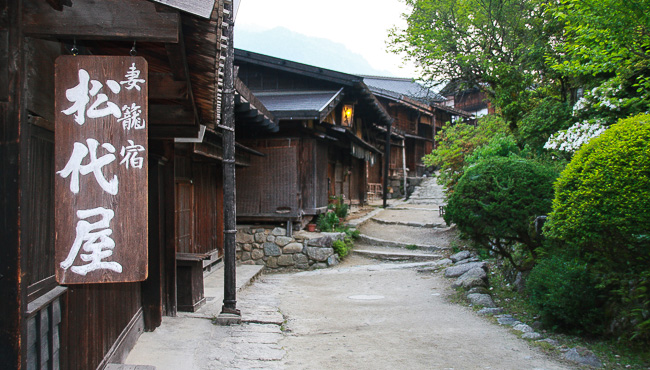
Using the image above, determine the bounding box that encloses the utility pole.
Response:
[216,0,241,325]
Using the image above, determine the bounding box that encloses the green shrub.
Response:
[332,237,354,259]
[328,195,349,218]
[527,254,605,334]
[316,212,339,232]
[465,133,524,166]
[544,113,650,340]
[444,156,559,271]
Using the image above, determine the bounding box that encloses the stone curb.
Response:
[357,233,445,251]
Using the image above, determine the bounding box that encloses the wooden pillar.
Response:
[0,0,27,367]
[382,120,392,208]
[163,141,177,316]
[216,0,241,325]
[142,154,166,330]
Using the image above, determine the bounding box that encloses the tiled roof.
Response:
[362,76,445,103]
[253,90,343,119]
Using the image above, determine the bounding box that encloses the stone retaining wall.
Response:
[236,226,345,270]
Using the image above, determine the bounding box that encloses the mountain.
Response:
[234,27,392,76]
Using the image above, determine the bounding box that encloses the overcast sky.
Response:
[235,0,418,78]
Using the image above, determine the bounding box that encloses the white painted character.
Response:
[60,207,123,275]
[119,140,145,169]
[120,63,146,91]
[62,69,122,125]
[57,138,119,195]
[118,103,146,130]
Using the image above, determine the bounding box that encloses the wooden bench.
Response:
[176,253,210,312]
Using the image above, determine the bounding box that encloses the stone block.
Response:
[266,235,276,243]
[266,257,278,268]
[241,251,251,261]
[242,243,252,252]
[452,268,488,289]
[307,236,333,248]
[466,293,496,308]
[236,233,254,244]
[327,254,340,266]
[306,247,334,262]
[283,243,303,254]
[254,233,265,243]
[277,255,295,267]
[251,249,264,260]
[562,347,602,368]
[275,236,293,247]
[272,227,286,236]
[293,253,308,264]
[240,260,255,265]
[450,250,471,263]
[445,262,487,278]
[263,242,281,257]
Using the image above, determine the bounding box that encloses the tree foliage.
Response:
[423,114,507,191]
[390,0,563,128]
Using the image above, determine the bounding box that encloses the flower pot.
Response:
[306,223,316,232]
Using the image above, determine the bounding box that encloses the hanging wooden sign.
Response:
[151,0,216,19]
[54,56,148,284]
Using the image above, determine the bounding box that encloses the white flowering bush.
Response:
[543,120,607,153]
[572,75,650,126]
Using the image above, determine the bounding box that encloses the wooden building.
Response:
[440,81,494,121]
[363,76,471,177]
[0,1,275,369]
[234,50,394,229]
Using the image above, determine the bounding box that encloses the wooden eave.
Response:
[23,0,226,140]
[235,49,364,87]
[234,77,279,133]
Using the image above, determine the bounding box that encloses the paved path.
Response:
[126,178,576,369]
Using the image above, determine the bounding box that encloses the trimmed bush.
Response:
[444,156,558,271]
[527,254,605,334]
[544,113,650,340]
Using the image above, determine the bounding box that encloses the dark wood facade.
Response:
[366,78,471,177]
[0,1,270,369]
[234,50,392,227]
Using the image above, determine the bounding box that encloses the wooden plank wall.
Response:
[237,139,299,218]
[60,283,141,369]
[192,161,221,256]
[18,35,146,370]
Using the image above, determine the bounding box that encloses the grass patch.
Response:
[405,244,419,250]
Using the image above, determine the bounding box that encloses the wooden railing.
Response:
[367,183,383,202]
[26,286,67,370]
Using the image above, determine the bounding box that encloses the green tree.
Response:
[550,0,650,124]
[390,0,564,129]
[423,114,507,191]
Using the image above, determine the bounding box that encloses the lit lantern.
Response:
[342,104,354,127]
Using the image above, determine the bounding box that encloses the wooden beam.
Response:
[23,0,180,42]
[150,104,195,126]
[164,27,199,125]
[149,73,188,101]
[0,1,26,368]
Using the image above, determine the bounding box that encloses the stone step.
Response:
[357,234,445,251]
[370,217,448,229]
[353,249,443,262]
